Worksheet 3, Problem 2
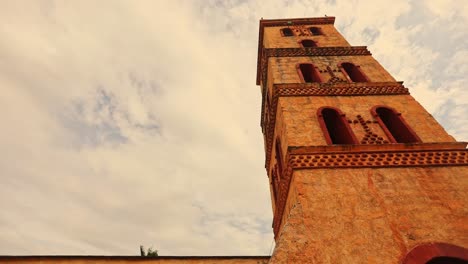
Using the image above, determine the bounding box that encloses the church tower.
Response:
[256,17,468,263]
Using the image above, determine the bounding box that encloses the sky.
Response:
[0,0,467,257]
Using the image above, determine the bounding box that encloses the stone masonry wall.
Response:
[276,95,455,149]
[263,25,350,48]
[269,166,468,263]
[268,55,395,87]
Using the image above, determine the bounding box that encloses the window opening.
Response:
[281,28,294,37]
[401,242,468,264]
[309,27,323,35]
[319,107,357,144]
[271,167,280,201]
[374,106,420,143]
[275,139,284,174]
[301,39,317,47]
[341,62,369,82]
[299,63,322,83]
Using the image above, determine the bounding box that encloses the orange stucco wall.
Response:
[260,18,467,264]
[269,166,468,263]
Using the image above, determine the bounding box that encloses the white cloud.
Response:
[0,0,466,256]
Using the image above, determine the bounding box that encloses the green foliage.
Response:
[147,247,159,256]
[140,245,159,257]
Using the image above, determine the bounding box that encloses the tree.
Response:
[140,245,158,257]
[146,247,159,257]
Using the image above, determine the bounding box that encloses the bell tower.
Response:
[256,17,468,263]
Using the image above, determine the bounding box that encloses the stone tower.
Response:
[256,17,468,263]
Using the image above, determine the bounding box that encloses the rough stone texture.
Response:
[267,55,395,93]
[259,17,468,264]
[267,93,457,182]
[0,257,270,264]
[276,95,455,149]
[263,25,350,48]
[269,167,468,263]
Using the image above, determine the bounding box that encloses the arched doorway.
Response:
[402,243,468,264]
[426,256,467,264]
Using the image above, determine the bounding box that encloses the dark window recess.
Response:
[301,39,317,47]
[271,167,279,200]
[275,139,284,174]
[299,63,322,83]
[426,257,468,264]
[341,62,368,82]
[281,28,294,36]
[402,243,468,264]
[376,107,420,143]
[309,27,322,35]
[321,108,356,144]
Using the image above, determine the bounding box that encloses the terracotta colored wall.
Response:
[267,55,395,87]
[263,25,350,48]
[0,257,270,264]
[267,94,456,186]
[276,95,455,148]
[260,18,467,264]
[270,166,468,263]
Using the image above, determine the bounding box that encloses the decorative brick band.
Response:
[289,150,468,169]
[275,82,409,96]
[272,149,468,236]
[266,46,371,57]
[263,82,410,169]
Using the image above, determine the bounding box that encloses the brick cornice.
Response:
[259,17,336,28]
[266,46,371,57]
[275,81,408,96]
[272,145,468,237]
[263,82,410,169]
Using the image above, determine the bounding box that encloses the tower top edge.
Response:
[259,16,336,27]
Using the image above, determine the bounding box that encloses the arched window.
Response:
[340,62,369,82]
[275,139,284,174]
[372,106,421,143]
[298,63,322,83]
[272,139,284,202]
[301,39,317,47]
[309,27,323,35]
[271,167,279,201]
[402,243,468,264]
[318,107,358,145]
[281,28,294,37]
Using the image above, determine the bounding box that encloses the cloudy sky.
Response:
[1,0,467,257]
